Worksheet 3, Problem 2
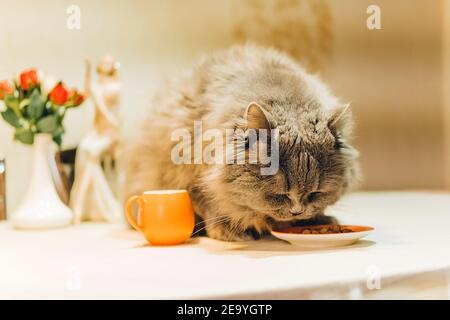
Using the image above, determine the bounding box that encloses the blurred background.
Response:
[1,0,450,211]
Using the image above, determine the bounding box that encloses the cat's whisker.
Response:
[231,223,242,241]
[228,217,244,241]
[194,214,229,227]
[192,216,231,236]
[193,217,228,235]
[192,218,230,237]
[226,219,237,241]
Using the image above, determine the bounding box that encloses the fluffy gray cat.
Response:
[124,45,359,241]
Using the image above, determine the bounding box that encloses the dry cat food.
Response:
[274,224,374,235]
[300,225,353,234]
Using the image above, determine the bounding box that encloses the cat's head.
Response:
[219,101,359,223]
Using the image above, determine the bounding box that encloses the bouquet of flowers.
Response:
[0,69,84,146]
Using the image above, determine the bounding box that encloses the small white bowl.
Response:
[271,225,374,249]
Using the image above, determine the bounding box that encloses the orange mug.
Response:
[125,190,195,245]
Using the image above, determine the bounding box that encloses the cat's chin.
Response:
[267,214,314,223]
[268,214,336,232]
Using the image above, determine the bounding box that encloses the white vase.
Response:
[11,134,73,229]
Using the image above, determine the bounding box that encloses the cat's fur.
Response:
[123,45,360,241]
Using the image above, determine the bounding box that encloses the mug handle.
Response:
[125,195,145,232]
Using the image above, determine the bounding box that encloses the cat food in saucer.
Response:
[276,225,373,235]
[271,224,374,248]
[301,225,352,234]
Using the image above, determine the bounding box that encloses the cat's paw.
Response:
[206,224,261,242]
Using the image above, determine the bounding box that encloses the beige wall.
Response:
[444,0,450,189]
[325,0,445,190]
[0,0,448,211]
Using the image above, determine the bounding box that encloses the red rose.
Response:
[49,82,69,105]
[19,69,39,91]
[0,80,13,100]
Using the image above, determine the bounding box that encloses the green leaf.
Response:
[4,95,19,110]
[26,89,45,120]
[14,128,34,145]
[53,125,64,135]
[19,98,30,109]
[1,109,21,128]
[52,133,63,146]
[36,114,58,133]
[51,125,65,146]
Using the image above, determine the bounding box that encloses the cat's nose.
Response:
[289,209,304,216]
[289,203,304,216]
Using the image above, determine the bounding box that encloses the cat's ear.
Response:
[328,103,351,129]
[245,102,271,130]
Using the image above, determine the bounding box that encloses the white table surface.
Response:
[1,192,450,299]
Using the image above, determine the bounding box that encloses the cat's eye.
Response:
[334,132,346,150]
[266,194,288,204]
[334,138,345,150]
[307,192,323,202]
[244,133,258,150]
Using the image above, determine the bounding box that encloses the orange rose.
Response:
[73,93,85,106]
[19,69,39,91]
[68,89,85,107]
[0,80,13,100]
[73,94,84,107]
[49,82,69,105]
